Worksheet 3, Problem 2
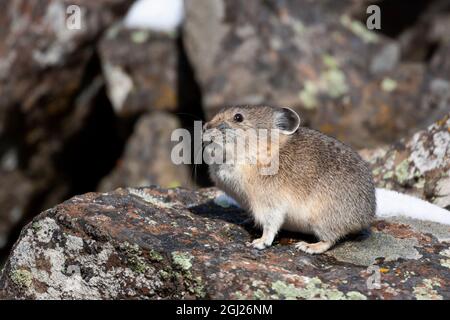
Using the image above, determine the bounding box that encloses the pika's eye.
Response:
[233,113,243,122]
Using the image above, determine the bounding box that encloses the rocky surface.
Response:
[98,111,193,191]
[183,0,449,148]
[0,186,448,299]
[361,113,450,208]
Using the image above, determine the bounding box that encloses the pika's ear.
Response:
[274,107,301,135]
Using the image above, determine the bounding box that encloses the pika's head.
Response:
[202,106,300,168]
[204,105,300,134]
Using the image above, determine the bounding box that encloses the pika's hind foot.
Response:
[295,240,333,254]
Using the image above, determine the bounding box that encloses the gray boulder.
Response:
[0,186,448,299]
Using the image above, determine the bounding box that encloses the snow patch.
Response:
[124,0,184,32]
[376,188,450,225]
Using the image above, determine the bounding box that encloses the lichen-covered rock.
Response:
[0,186,448,299]
[183,0,449,148]
[361,113,450,208]
[98,112,193,191]
[98,25,179,116]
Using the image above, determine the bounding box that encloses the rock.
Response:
[0,0,133,117]
[0,172,35,250]
[98,112,193,191]
[397,0,450,62]
[183,0,390,113]
[361,113,450,208]
[0,186,448,299]
[0,0,133,251]
[98,25,179,117]
[183,0,448,148]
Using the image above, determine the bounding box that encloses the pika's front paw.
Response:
[246,238,269,250]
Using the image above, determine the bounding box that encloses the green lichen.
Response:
[158,270,171,280]
[128,256,147,274]
[291,19,305,35]
[10,269,32,288]
[159,259,205,299]
[372,167,382,176]
[394,159,411,185]
[148,249,164,262]
[299,54,348,107]
[299,81,319,109]
[179,271,206,298]
[31,222,41,232]
[271,279,312,300]
[131,30,149,43]
[323,68,349,98]
[346,291,368,300]
[254,289,268,300]
[381,78,398,92]
[271,277,361,300]
[322,54,339,69]
[383,171,394,180]
[233,291,247,300]
[340,15,379,43]
[191,276,206,298]
[171,251,193,271]
[413,279,443,300]
[121,242,148,274]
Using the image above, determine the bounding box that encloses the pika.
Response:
[203,105,450,254]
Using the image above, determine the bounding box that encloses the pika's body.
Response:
[204,106,376,254]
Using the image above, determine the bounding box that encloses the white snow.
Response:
[376,188,450,225]
[123,0,184,32]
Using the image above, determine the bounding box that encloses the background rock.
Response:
[98,25,179,117]
[183,0,449,147]
[361,113,450,208]
[0,186,448,299]
[0,0,133,256]
[98,111,194,191]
